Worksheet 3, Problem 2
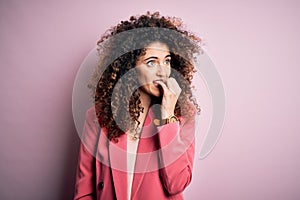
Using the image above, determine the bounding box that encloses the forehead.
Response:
[143,42,170,56]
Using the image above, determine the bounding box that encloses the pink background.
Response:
[1,0,300,199]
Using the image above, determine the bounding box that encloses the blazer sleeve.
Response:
[74,108,99,200]
[157,114,196,196]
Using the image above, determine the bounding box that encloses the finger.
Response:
[166,78,182,96]
[153,80,168,92]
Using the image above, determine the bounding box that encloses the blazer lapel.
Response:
[109,107,159,200]
[109,133,127,200]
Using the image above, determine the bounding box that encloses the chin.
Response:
[149,85,162,97]
[139,85,162,98]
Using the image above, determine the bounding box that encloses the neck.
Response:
[137,89,162,121]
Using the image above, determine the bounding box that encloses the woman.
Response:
[74,11,201,200]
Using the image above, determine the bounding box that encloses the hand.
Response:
[153,77,182,119]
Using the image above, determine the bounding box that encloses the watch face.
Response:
[169,116,178,122]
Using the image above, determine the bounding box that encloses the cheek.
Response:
[137,69,155,84]
[166,67,171,76]
[137,74,148,86]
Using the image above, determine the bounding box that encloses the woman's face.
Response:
[135,42,171,97]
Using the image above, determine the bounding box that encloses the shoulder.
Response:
[84,106,100,128]
[179,101,198,124]
[86,106,96,119]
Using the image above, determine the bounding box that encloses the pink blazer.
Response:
[74,107,196,200]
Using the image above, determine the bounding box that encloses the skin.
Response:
[135,42,182,123]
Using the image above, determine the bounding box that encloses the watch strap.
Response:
[153,115,179,126]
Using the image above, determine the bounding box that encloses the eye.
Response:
[163,58,171,66]
[146,60,156,67]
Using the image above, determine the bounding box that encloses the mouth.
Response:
[153,79,167,84]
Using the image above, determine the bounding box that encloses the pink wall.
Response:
[1,0,300,199]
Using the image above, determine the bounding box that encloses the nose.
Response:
[156,64,168,78]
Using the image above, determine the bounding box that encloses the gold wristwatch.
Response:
[154,115,179,126]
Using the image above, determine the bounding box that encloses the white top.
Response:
[127,135,139,200]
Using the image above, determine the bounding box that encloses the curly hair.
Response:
[88,11,202,142]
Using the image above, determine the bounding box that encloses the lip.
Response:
[153,79,166,84]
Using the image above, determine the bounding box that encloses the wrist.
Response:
[161,110,174,119]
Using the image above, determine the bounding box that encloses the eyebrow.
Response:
[143,55,171,61]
